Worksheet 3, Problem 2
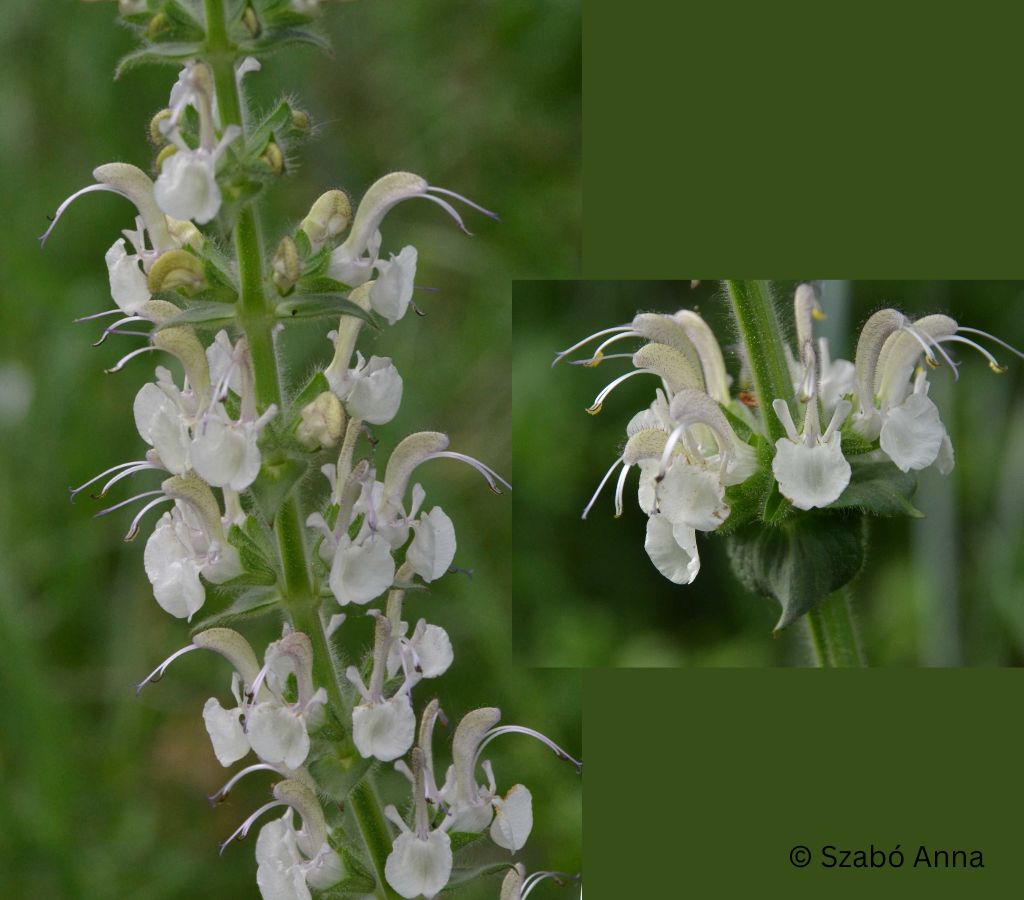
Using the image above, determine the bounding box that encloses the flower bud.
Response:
[147,248,206,295]
[272,236,300,295]
[261,141,284,175]
[300,190,352,253]
[145,12,169,39]
[297,391,345,450]
[242,4,260,36]
[291,109,311,133]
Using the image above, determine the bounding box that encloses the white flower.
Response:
[385,748,453,899]
[203,673,250,767]
[655,460,729,532]
[331,353,404,425]
[490,784,533,852]
[133,374,193,475]
[878,372,953,473]
[405,506,456,582]
[347,616,418,762]
[329,532,396,606]
[154,150,224,225]
[370,246,418,324]
[191,404,275,491]
[387,619,453,681]
[105,238,150,314]
[771,396,852,511]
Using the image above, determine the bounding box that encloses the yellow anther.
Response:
[812,308,827,321]
[586,403,603,415]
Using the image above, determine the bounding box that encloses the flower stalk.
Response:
[805,589,864,668]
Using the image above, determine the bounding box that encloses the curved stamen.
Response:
[522,871,580,898]
[105,345,159,374]
[94,316,148,347]
[208,763,281,805]
[957,326,1024,362]
[657,424,686,478]
[96,462,160,498]
[427,186,500,221]
[136,643,198,694]
[422,451,512,494]
[124,495,174,541]
[936,334,1006,373]
[586,369,657,415]
[901,325,960,377]
[567,352,636,366]
[39,183,119,246]
[95,489,164,518]
[417,194,472,235]
[244,663,272,712]
[475,725,583,774]
[75,308,122,323]
[70,459,149,501]
[219,800,286,856]
[613,462,631,519]
[552,325,633,367]
[581,456,623,520]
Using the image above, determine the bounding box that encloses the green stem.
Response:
[351,781,402,900]
[806,589,865,667]
[725,280,794,442]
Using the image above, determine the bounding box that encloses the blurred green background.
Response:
[514,280,1024,668]
[0,1,580,897]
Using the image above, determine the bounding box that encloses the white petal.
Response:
[133,382,190,474]
[144,513,206,618]
[489,784,533,852]
[936,433,955,475]
[406,507,457,582]
[255,815,302,871]
[154,150,222,224]
[772,437,851,510]
[202,697,249,766]
[191,416,262,490]
[256,858,311,900]
[879,393,945,472]
[352,694,415,762]
[304,843,345,890]
[384,830,452,899]
[409,621,453,679]
[344,356,404,425]
[644,515,700,585]
[370,246,418,325]
[105,238,150,313]
[247,702,311,769]
[200,541,243,585]
[329,534,396,606]
[656,462,729,532]
[637,460,658,515]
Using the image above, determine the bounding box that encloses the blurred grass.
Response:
[513,280,1024,668]
[0,1,580,897]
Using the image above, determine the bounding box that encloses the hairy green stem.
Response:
[725,280,794,442]
[203,7,391,888]
[806,589,865,667]
[351,781,402,900]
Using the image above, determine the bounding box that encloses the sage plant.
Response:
[558,280,1022,666]
[45,2,580,897]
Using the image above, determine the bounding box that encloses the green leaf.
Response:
[725,512,866,632]
[831,457,922,517]
[250,456,309,521]
[449,831,488,853]
[115,42,203,78]
[239,26,333,55]
[187,586,281,635]
[308,754,376,804]
[442,862,517,891]
[276,294,379,328]
[154,302,237,331]
[316,877,379,899]
[246,100,295,155]
[227,521,279,581]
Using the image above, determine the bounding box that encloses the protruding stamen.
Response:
[75,308,122,323]
[427,185,500,221]
[901,325,960,378]
[552,325,633,367]
[105,345,159,374]
[95,489,164,518]
[136,643,198,694]
[522,871,581,898]
[938,334,1006,373]
[613,462,631,519]
[94,316,148,346]
[39,183,119,246]
[70,459,149,501]
[208,764,281,805]
[586,369,655,415]
[96,462,160,498]
[418,194,473,235]
[657,424,686,479]
[476,725,583,775]
[957,326,1024,362]
[581,456,623,520]
[219,801,286,855]
[567,353,635,367]
[422,451,512,494]
[123,495,173,541]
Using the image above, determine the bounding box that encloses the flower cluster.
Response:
[559,283,1021,588]
[49,5,580,896]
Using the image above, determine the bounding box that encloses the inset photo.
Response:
[514,280,1024,667]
